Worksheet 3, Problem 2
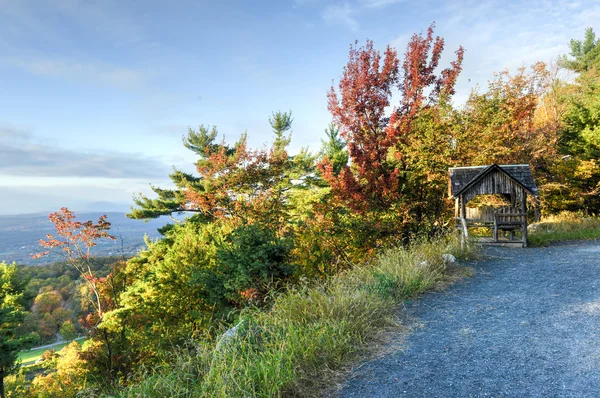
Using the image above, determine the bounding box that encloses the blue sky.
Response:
[0,0,598,215]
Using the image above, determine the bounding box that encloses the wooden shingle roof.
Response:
[448,164,538,198]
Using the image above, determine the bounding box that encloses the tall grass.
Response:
[529,212,600,246]
[118,235,476,398]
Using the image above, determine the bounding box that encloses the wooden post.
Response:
[455,197,460,219]
[454,198,461,240]
[460,195,468,237]
[493,213,499,242]
[522,190,528,247]
[459,194,468,250]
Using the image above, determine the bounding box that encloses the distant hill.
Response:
[0,212,172,265]
[83,201,132,212]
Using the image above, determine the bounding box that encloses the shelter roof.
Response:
[448,164,538,198]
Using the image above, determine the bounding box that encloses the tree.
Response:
[561,27,600,72]
[59,321,77,342]
[99,221,231,359]
[318,123,348,176]
[34,209,114,327]
[100,113,319,365]
[269,110,293,155]
[461,62,557,169]
[30,341,89,398]
[32,291,62,315]
[319,23,464,240]
[32,209,130,385]
[321,38,400,213]
[554,28,600,213]
[129,111,311,228]
[0,262,32,398]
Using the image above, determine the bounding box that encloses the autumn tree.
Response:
[32,290,62,315]
[99,112,318,364]
[553,27,600,213]
[26,290,72,342]
[321,38,400,213]
[461,62,556,169]
[33,209,131,385]
[320,23,464,239]
[34,208,114,324]
[30,341,90,398]
[129,111,312,230]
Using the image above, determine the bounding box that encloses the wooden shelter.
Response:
[449,164,539,247]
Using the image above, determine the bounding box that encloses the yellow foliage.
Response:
[30,342,89,398]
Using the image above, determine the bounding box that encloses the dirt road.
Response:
[339,241,600,397]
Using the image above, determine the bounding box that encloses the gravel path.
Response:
[339,240,600,398]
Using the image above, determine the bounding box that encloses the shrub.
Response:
[529,211,600,246]
[216,224,296,305]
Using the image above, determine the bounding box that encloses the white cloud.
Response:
[0,0,147,49]
[0,124,171,179]
[0,122,32,141]
[359,0,405,8]
[0,183,159,215]
[314,0,408,30]
[0,0,156,91]
[1,56,146,90]
[321,3,359,31]
[431,0,600,104]
[390,33,411,54]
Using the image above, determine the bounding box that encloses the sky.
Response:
[0,0,598,215]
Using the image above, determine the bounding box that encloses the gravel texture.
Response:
[339,240,600,398]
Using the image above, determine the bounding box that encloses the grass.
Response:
[18,337,87,366]
[118,234,477,398]
[529,212,600,246]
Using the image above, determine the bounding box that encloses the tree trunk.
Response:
[102,330,114,386]
[0,369,5,398]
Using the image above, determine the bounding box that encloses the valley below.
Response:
[0,212,171,265]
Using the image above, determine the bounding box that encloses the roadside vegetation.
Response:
[529,212,600,246]
[120,236,476,398]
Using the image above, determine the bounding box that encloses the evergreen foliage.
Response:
[318,123,348,176]
[562,27,600,72]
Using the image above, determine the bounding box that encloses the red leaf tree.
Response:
[320,23,464,219]
[33,209,135,383]
[33,208,115,323]
[322,39,400,212]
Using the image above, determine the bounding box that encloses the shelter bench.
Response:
[493,213,527,245]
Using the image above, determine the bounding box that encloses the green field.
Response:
[19,338,87,366]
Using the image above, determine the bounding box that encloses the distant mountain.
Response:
[83,201,131,212]
[0,212,172,265]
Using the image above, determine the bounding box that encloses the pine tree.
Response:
[319,123,348,176]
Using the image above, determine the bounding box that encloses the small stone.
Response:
[442,253,457,264]
[215,320,246,352]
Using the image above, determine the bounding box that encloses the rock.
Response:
[215,320,247,352]
[442,254,457,264]
[528,223,539,232]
